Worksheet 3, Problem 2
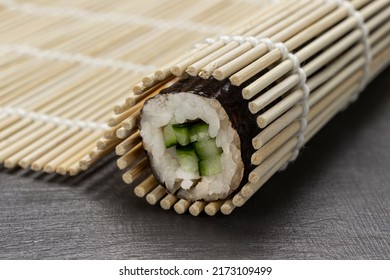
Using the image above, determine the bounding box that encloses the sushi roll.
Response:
[140,75,265,202]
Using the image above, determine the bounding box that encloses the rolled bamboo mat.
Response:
[96,0,390,216]
[0,0,278,175]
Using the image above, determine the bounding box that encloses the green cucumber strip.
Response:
[199,155,222,176]
[176,145,199,173]
[172,124,190,146]
[163,125,178,148]
[189,122,210,142]
[193,138,223,160]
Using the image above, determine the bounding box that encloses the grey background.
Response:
[0,68,389,260]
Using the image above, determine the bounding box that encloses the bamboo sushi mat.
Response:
[2,0,389,217]
[88,0,389,216]
[0,0,279,175]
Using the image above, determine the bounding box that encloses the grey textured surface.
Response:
[0,68,389,260]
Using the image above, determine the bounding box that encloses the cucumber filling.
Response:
[199,155,222,176]
[189,122,210,142]
[163,125,178,148]
[194,138,223,160]
[172,124,190,146]
[175,145,198,173]
[163,120,223,178]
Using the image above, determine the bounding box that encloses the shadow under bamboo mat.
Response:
[0,0,276,175]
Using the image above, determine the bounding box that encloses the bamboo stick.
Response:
[116,142,144,170]
[115,130,141,156]
[173,199,191,214]
[122,157,149,184]
[160,194,179,210]
[189,201,207,216]
[146,185,166,205]
[220,199,236,215]
[116,126,138,139]
[205,200,226,216]
[134,175,158,198]
[97,137,121,150]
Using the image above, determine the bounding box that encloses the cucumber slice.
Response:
[176,145,199,173]
[199,155,222,176]
[163,124,177,148]
[172,124,190,146]
[193,138,223,160]
[189,122,210,142]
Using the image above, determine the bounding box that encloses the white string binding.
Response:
[272,42,310,164]
[329,0,372,101]
[0,107,109,130]
[0,44,155,73]
[0,0,224,34]
[201,35,310,165]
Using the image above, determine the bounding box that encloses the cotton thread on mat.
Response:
[0,107,109,130]
[0,44,155,73]
[0,0,224,34]
[329,0,372,101]
[201,35,310,166]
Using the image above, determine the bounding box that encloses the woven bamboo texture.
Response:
[0,0,274,175]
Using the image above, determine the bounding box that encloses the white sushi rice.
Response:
[140,92,244,201]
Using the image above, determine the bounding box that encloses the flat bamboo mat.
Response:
[0,0,277,175]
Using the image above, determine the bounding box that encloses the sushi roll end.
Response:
[140,75,260,201]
